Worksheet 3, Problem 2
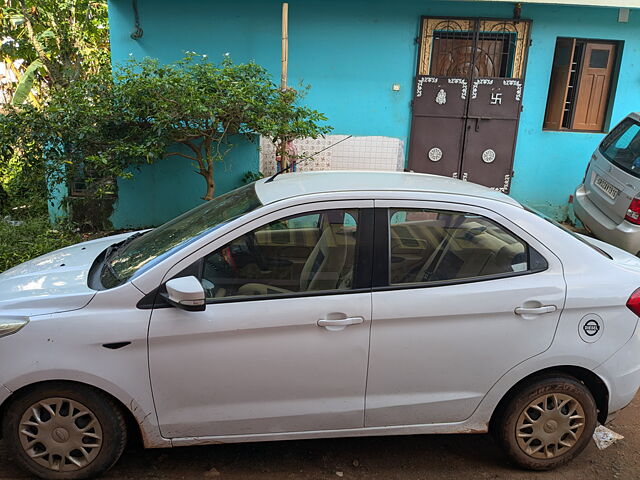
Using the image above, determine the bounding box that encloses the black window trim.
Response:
[372,207,549,293]
[137,204,552,310]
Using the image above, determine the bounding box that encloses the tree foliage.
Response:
[0,0,110,215]
[1,0,110,96]
[256,86,332,167]
[0,54,333,204]
[115,55,276,200]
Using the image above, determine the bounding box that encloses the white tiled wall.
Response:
[259,135,405,176]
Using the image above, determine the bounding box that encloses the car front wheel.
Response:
[2,382,128,480]
[495,376,597,470]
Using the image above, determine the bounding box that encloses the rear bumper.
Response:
[574,184,640,255]
[595,322,640,420]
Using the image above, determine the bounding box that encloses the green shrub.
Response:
[0,217,81,273]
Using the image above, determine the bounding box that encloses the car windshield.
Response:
[525,206,611,259]
[600,117,640,178]
[100,183,262,289]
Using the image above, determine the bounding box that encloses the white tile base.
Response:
[259,135,405,176]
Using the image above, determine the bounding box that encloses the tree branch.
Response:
[164,151,197,161]
[180,139,206,172]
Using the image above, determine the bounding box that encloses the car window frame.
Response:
[371,201,550,292]
[599,116,640,178]
[198,207,373,304]
[138,200,375,309]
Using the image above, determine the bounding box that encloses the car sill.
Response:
[169,421,489,447]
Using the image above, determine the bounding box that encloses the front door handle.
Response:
[317,317,364,327]
[515,305,557,316]
[317,317,364,331]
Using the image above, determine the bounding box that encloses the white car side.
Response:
[1,171,640,479]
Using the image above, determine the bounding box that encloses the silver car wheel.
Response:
[515,393,586,459]
[18,397,103,472]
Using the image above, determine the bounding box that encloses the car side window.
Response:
[201,209,360,300]
[389,208,529,285]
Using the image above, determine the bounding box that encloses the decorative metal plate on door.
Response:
[482,149,496,163]
[429,147,443,162]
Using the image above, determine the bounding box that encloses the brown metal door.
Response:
[409,17,531,193]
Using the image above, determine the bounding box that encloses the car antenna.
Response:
[265,135,353,183]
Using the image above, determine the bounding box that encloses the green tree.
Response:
[257,86,332,169]
[1,0,109,101]
[0,54,333,204]
[115,54,277,200]
[0,66,160,214]
[0,102,52,215]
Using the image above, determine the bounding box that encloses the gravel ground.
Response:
[1,393,638,480]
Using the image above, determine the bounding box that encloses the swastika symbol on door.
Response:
[490,92,502,105]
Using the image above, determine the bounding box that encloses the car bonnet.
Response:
[0,232,135,316]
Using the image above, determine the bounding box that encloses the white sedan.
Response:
[1,171,640,479]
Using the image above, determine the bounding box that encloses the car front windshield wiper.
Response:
[101,232,148,279]
[102,258,122,283]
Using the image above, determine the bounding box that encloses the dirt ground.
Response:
[1,393,638,480]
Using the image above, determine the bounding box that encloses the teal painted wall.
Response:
[110,136,259,228]
[106,0,640,226]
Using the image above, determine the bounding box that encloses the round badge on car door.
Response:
[578,314,603,343]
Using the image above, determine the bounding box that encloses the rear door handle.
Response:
[317,317,364,331]
[515,305,557,316]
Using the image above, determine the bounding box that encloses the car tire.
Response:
[2,382,128,480]
[495,376,597,471]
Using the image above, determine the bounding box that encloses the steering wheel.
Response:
[245,233,270,271]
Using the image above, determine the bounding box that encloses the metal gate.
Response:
[408,17,531,192]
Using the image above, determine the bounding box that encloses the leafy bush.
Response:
[0,54,333,206]
[0,217,81,273]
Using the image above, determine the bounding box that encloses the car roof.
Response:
[254,170,523,207]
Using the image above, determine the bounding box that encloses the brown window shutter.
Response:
[571,42,616,131]
[543,38,576,130]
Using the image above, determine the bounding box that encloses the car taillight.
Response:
[627,288,640,316]
[625,198,640,225]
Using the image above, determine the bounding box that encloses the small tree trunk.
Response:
[275,140,289,171]
[203,168,215,201]
[202,138,215,200]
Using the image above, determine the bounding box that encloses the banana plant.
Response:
[10,59,43,106]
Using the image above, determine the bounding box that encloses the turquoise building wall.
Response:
[105,0,639,227]
[111,138,258,228]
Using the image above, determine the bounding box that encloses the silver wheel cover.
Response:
[516,393,586,459]
[18,397,103,472]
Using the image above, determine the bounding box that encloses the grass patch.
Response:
[0,217,82,273]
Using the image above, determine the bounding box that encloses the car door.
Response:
[148,201,374,439]
[365,200,566,427]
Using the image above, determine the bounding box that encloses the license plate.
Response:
[595,175,619,200]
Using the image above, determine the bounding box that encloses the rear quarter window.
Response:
[524,206,612,259]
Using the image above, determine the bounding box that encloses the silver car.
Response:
[2,172,640,479]
[574,113,640,255]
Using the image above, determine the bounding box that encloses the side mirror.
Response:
[162,276,206,312]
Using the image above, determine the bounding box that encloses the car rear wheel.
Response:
[495,376,597,470]
[2,383,127,480]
